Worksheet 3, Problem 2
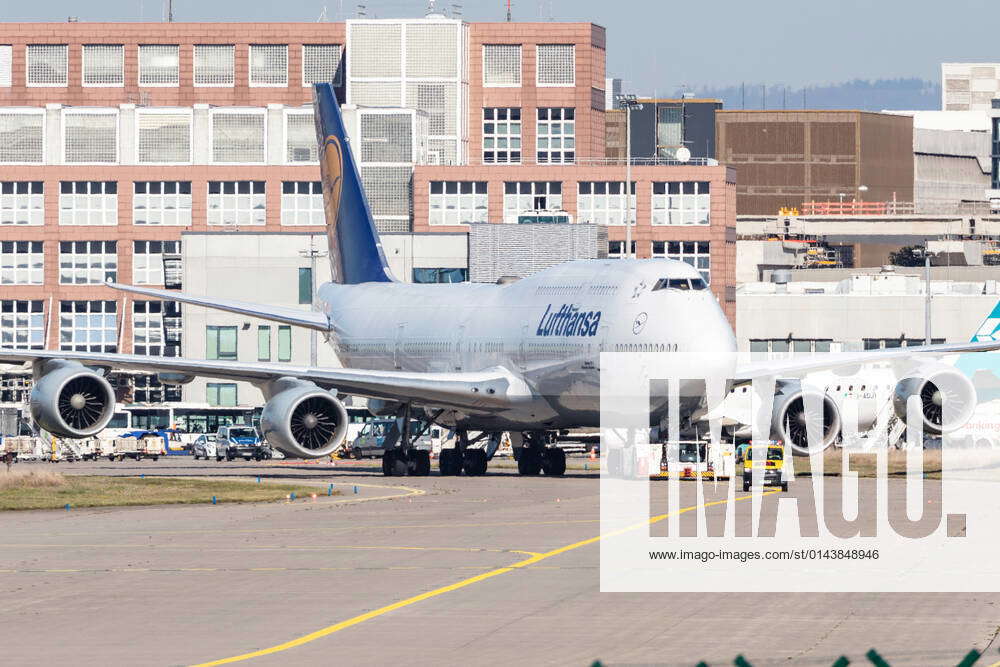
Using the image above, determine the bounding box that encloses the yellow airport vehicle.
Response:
[738,441,788,492]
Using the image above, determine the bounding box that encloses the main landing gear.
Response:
[515,431,566,476]
[439,430,490,476]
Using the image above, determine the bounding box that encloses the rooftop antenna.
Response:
[452,3,462,18]
[505,0,512,21]
[317,5,328,21]
[162,0,173,21]
[357,3,366,17]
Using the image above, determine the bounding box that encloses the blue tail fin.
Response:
[313,83,395,284]
[971,301,1000,343]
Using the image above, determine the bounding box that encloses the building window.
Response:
[750,339,834,356]
[608,241,637,258]
[536,108,575,164]
[26,44,68,86]
[133,240,180,285]
[0,300,44,350]
[412,268,468,284]
[206,325,237,360]
[483,108,521,164]
[0,46,11,87]
[63,110,118,164]
[652,241,711,283]
[82,44,124,86]
[257,325,271,361]
[280,181,323,226]
[536,44,575,86]
[0,241,44,285]
[483,44,521,87]
[194,44,234,86]
[429,181,488,226]
[211,110,265,164]
[0,182,44,226]
[360,113,413,163]
[285,110,318,163]
[250,44,288,86]
[577,182,635,226]
[59,181,117,226]
[59,241,117,284]
[136,109,191,163]
[131,374,181,403]
[298,268,312,305]
[652,181,711,226]
[250,44,288,88]
[133,181,192,226]
[133,300,181,357]
[302,44,343,86]
[207,383,238,407]
[863,338,945,351]
[277,325,292,362]
[207,181,266,226]
[59,300,117,353]
[138,45,179,86]
[503,181,562,222]
[0,110,44,163]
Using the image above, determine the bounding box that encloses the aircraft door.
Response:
[394,323,405,370]
[454,324,465,371]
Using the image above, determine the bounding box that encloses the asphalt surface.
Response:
[0,457,998,666]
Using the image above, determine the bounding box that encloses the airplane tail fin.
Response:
[313,83,395,285]
[971,301,1000,343]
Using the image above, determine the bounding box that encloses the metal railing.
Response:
[800,200,996,216]
[431,156,718,167]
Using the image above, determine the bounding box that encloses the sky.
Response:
[8,0,1000,93]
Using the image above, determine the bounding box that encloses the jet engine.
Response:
[29,360,116,438]
[260,378,349,458]
[893,366,976,436]
[771,384,841,455]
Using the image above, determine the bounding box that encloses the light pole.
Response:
[915,245,935,345]
[299,235,327,367]
[616,94,643,259]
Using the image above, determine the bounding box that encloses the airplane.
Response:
[3,82,1000,478]
[712,303,1000,447]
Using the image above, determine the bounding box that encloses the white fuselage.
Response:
[316,259,737,430]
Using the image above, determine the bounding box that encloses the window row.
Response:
[0,108,317,165]
[427,180,712,226]
[0,299,178,355]
[2,181,325,227]
[209,325,292,363]
[607,240,712,282]
[482,107,575,165]
[0,239,180,286]
[482,44,575,87]
[6,43,342,88]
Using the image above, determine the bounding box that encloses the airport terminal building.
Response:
[0,17,736,418]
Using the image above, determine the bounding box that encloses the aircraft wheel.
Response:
[438,449,461,476]
[411,450,431,476]
[541,448,566,476]
[517,448,542,476]
[462,449,488,476]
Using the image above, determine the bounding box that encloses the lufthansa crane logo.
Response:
[632,312,648,335]
[322,134,344,220]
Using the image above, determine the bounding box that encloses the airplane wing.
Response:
[0,349,533,413]
[107,281,331,332]
[734,340,1000,380]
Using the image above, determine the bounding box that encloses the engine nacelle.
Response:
[29,360,116,438]
[771,384,841,455]
[260,378,349,459]
[893,366,976,436]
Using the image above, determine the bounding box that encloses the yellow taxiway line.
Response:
[193,490,777,666]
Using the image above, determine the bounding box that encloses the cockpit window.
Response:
[652,277,708,292]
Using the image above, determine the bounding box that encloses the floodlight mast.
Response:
[616,94,643,259]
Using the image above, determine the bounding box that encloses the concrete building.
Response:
[715,110,914,215]
[736,268,1000,354]
[942,63,1000,112]
[412,162,738,322]
[992,101,1000,196]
